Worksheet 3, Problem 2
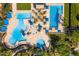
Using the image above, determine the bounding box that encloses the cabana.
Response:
[35,38,45,49]
[0,26,6,32]
[3,19,9,25]
[6,12,12,18]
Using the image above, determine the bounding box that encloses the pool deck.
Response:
[4,3,18,47]
[50,3,64,6]
[58,3,64,32]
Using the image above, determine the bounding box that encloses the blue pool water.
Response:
[9,13,31,45]
[50,6,63,29]
[16,13,31,19]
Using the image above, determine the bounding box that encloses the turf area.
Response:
[17,3,31,10]
[64,3,79,27]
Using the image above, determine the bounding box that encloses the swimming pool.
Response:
[8,13,31,45]
[50,6,63,29]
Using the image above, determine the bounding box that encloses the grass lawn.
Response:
[17,3,31,10]
[64,3,79,27]
[64,3,69,27]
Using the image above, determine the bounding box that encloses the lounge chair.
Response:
[28,20,33,25]
[45,17,49,21]
[45,5,49,9]
[45,29,48,33]
[20,29,26,36]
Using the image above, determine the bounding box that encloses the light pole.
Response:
[69,3,71,28]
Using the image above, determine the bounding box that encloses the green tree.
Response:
[48,34,61,55]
